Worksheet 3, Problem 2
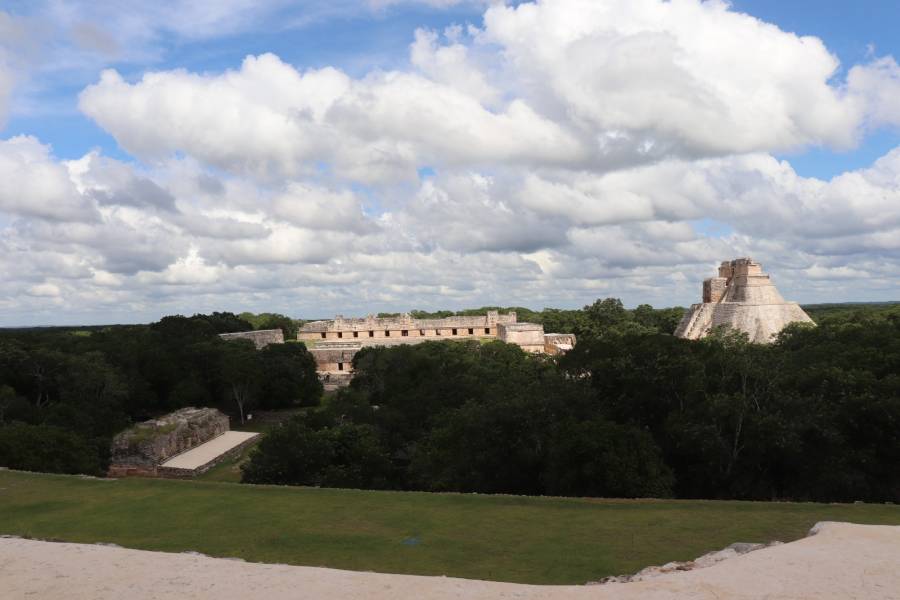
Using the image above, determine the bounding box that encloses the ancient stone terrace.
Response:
[108,407,258,478]
[302,311,576,378]
[219,328,284,349]
[299,311,517,343]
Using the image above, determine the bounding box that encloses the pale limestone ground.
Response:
[160,431,259,470]
[1,523,898,599]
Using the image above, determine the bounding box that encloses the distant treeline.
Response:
[800,301,900,322]
[0,313,321,475]
[378,302,686,337]
[380,302,900,335]
[244,300,900,503]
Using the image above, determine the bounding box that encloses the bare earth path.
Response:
[1,522,898,599]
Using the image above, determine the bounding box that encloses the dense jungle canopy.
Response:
[1,301,898,503]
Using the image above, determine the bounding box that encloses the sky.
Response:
[1,0,899,326]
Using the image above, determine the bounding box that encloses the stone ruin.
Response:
[212,311,575,390]
[675,258,814,343]
[543,333,577,355]
[300,311,576,380]
[108,407,229,477]
[299,311,518,345]
[218,328,284,349]
[496,322,546,353]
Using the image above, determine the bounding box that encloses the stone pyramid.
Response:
[674,258,814,343]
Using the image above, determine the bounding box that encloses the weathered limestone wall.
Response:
[305,310,576,383]
[497,323,545,353]
[108,407,229,477]
[219,329,284,349]
[309,343,361,373]
[675,258,814,344]
[732,258,763,276]
[320,372,353,391]
[299,311,514,341]
[703,277,728,303]
[544,333,577,355]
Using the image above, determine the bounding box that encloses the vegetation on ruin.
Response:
[238,312,303,339]
[126,422,179,446]
[1,469,898,584]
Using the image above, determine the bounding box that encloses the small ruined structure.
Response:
[108,407,257,478]
[675,258,814,343]
[543,333,577,355]
[218,328,284,349]
[300,311,575,383]
[496,322,546,353]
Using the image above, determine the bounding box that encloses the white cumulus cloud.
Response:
[3,0,900,325]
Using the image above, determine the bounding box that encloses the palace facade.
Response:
[299,311,575,383]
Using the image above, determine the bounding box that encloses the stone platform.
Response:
[108,407,254,478]
[158,431,259,478]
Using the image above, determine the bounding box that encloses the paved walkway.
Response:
[160,431,259,470]
[0,523,898,599]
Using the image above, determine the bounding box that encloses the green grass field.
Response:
[0,469,897,584]
[195,441,258,482]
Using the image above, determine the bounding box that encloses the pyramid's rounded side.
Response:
[675,301,814,343]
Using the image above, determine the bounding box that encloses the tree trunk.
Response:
[233,383,246,424]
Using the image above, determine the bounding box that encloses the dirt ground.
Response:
[1,522,897,599]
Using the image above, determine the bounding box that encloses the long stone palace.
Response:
[298,311,575,386]
[675,257,814,343]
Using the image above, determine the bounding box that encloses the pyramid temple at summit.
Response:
[675,258,814,344]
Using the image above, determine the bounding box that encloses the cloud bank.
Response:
[2,0,900,325]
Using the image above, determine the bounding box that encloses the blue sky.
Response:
[1,0,899,325]
[730,0,900,179]
[2,2,491,157]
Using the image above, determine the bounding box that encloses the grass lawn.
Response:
[195,441,258,483]
[0,469,898,584]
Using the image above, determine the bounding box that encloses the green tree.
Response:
[239,312,300,339]
[258,343,322,408]
[540,308,588,335]
[241,417,391,488]
[543,418,673,498]
[0,385,15,423]
[46,351,130,438]
[409,394,550,494]
[191,312,253,334]
[633,304,685,334]
[0,424,103,475]
[582,297,653,337]
[219,339,262,424]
